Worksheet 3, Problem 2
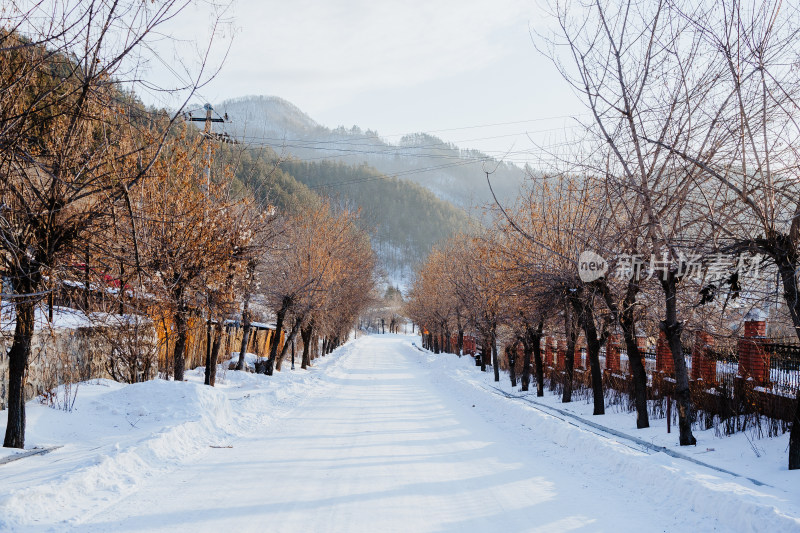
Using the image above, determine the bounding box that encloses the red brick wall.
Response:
[574,344,584,370]
[606,334,621,372]
[744,320,766,338]
[738,320,769,385]
[463,335,476,355]
[691,330,716,383]
[557,339,566,371]
[544,336,555,367]
[656,330,674,375]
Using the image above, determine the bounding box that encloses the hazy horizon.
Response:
[138,0,585,168]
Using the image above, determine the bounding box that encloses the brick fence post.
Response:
[738,318,769,385]
[691,330,716,383]
[656,330,674,375]
[557,339,566,371]
[544,336,555,367]
[574,343,584,370]
[606,334,621,372]
[636,336,647,351]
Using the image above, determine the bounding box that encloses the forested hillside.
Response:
[215,143,320,214]
[280,160,472,278]
[212,144,472,283]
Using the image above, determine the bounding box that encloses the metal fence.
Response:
[598,340,800,397]
[764,342,800,397]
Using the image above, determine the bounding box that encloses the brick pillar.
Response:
[606,334,621,372]
[574,343,584,370]
[465,336,475,355]
[656,330,674,374]
[691,330,716,383]
[556,339,566,371]
[544,336,555,367]
[738,320,769,385]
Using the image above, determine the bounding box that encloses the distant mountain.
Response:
[217,95,528,212]
[220,95,320,137]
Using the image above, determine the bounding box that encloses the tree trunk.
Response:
[527,320,544,397]
[576,296,604,415]
[480,337,487,372]
[507,344,517,387]
[456,314,464,356]
[301,322,313,369]
[235,260,256,371]
[3,299,35,448]
[520,333,532,392]
[235,319,253,371]
[660,271,696,446]
[621,297,649,428]
[83,245,90,311]
[491,325,499,382]
[172,308,188,382]
[562,298,579,403]
[276,320,300,371]
[119,260,125,315]
[266,298,290,376]
[205,320,224,386]
[790,389,800,470]
[598,278,650,428]
[204,318,212,384]
[775,252,800,466]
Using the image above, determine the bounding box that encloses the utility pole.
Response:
[189,103,226,193]
[189,103,229,380]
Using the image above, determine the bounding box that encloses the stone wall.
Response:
[0,325,156,410]
[0,321,281,410]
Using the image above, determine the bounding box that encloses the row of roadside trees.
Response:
[407,0,800,468]
[0,1,375,449]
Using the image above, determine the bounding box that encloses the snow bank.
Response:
[0,380,233,528]
[0,336,357,530]
[413,342,800,533]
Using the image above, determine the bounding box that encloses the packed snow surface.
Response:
[1,335,799,532]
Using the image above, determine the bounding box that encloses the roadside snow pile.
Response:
[0,340,351,530]
[0,379,233,528]
[413,342,800,532]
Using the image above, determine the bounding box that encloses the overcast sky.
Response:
[142,0,585,164]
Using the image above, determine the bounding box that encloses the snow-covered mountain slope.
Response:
[217,95,528,211]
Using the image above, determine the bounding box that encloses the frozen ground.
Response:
[1,334,799,532]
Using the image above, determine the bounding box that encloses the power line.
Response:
[227,123,584,153]
[307,159,482,191]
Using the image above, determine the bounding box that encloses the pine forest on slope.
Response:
[213,142,472,284]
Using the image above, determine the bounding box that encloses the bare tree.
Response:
[645,0,800,463]
[0,0,221,448]
[539,0,719,444]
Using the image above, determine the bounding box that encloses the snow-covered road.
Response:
[4,334,799,532]
[65,335,736,532]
